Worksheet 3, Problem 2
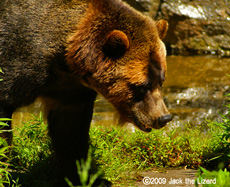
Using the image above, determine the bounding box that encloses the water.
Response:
[93,56,230,128]
[13,56,230,129]
[164,56,230,127]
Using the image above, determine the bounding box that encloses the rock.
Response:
[123,0,150,12]
[131,0,230,56]
[124,0,161,17]
[158,0,230,56]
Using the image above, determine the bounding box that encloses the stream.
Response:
[93,56,230,129]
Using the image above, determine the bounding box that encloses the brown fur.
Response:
[66,0,171,130]
[1,0,171,186]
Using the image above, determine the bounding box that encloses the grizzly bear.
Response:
[0,0,172,186]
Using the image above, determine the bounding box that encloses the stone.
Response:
[134,0,230,56]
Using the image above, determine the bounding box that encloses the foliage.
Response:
[0,118,20,187]
[65,149,101,187]
[0,119,10,186]
[207,101,230,168]
[10,113,52,170]
[3,106,230,186]
[8,113,55,187]
[195,99,230,186]
[196,167,230,187]
[89,122,221,184]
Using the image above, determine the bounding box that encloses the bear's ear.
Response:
[156,20,168,39]
[103,30,129,59]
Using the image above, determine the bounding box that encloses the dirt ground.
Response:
[134,169,198,187]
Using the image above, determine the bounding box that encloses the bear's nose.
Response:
[158,114,172,127]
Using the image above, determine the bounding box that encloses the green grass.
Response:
[10,113,52,170]
[0,107,230,186]
[0,118,21,187]
[89,122,223,185]
[196,167,230,187]
[194,100,230,187]
[0,119,11,186]
[65,149,102,187]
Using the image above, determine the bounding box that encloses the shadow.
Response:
[8,155,59,187]
[7,149,106,187]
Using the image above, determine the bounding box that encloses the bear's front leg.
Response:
[47,92,96,186]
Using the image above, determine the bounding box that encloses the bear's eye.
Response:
[130,82,152,102]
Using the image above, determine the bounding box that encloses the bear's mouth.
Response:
[132,115,153,133]
[132,114,169,133]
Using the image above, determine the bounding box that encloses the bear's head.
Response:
[66,0,172,132]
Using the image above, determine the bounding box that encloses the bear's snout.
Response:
[158,114,173,128]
